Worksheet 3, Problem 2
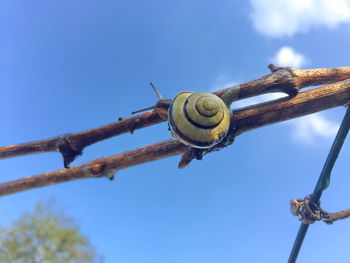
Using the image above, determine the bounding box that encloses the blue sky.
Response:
[1,1,350,262]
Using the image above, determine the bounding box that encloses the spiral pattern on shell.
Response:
[168,92,230,148]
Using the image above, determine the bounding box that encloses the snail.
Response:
[132,83,236,149]
[168,91,230,148]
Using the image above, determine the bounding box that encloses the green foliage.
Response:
[0,202,97,263]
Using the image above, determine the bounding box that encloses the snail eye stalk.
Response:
[131,82,165,114]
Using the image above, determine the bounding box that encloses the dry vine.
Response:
[1,65,350,198]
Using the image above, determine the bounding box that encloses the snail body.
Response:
[132,83,234,149]
[168,92,230,148]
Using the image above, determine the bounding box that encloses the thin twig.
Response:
[1,66,350,167]
[325,208,350,224]
[0,139,187,197]
[1,79,350,197]
[0,112,165,167]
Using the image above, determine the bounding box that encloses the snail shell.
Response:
[168,92,230,149]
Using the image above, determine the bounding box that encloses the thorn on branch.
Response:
[178,150,194,168]
[56,134,83,168]
[178,147,205,168]
[178,127,236,168]
[268,64,280,72]
[129,118,141,134]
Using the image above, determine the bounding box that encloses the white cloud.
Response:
[250,0,350,38]
[271,46,306,68]
[289,113,339,144]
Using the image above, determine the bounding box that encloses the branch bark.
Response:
[324,208,350,224]
[2,66,350,167]
[1,78,350,197]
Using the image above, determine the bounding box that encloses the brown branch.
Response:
[1,79,350,197]
[1,66,350,167]
[324,208,350,224]
[232,78,350,135]
[214,66,350,97]
[0,112,165,168]
[0,139,187,197]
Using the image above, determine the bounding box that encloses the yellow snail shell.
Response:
[168,92,230,149]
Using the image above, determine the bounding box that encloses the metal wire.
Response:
[288,107,350,263]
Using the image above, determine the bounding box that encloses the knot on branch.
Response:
[268,64,299,97]
[56,134,83,168]
[268,64,298,77]
[87,161,116,180]
[290,195,330,224]
[290,195,350,224]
